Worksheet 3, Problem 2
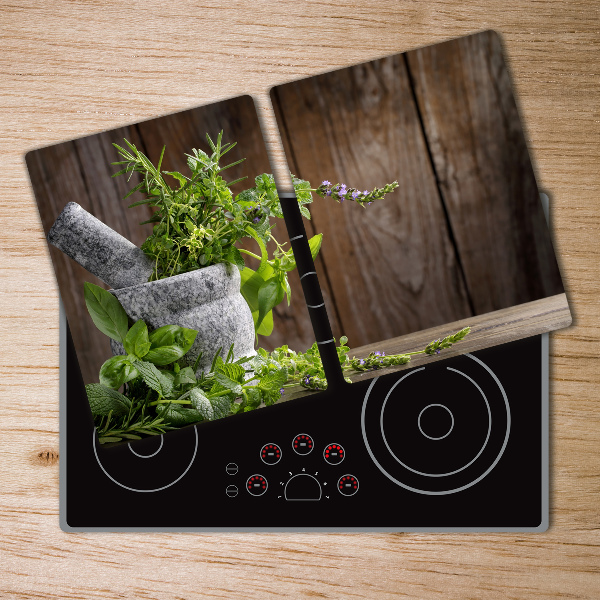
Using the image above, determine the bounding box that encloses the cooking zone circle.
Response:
[361,353,511,495]
[93,425,199,493]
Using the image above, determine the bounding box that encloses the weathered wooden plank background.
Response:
[1,1,599,599]
[28,31,566,386]
[272,30,564,348]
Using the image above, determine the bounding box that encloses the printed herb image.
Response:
[84,134,470,443]
[85,281,470,444]
[47,131,470,444]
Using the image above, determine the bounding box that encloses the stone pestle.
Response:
[48,202,154,289]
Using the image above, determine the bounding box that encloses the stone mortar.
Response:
[109,262,256,374]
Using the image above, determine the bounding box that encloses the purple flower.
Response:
[279,388,285,395]
[253,217,260,223]
[352,191,360,200]
[322,180,331,186]
[367,202,372,206]
[359,359,365,365]
[362,190,368,196]
[326,189,332,196]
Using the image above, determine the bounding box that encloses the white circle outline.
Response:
[246,473,268,496]
[323,442,345,465]
[260,443,282,465]
[337,474,359,496]
[225,484,238,498]
[225,462,239,475]
[292,432,314,455]
[361,353,511,495]
[93,426,199,493]
[418,404,455,440]
[379,367,492,477]
[128,435,164,458]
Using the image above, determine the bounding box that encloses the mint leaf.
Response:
[133,360,173,397]
[217,363,245,384]
[213,372,243,396]
[174,366,196,386]
[86,383,131,416]
[210,395,231,420]
[123,320,151,358]
[258,368,288,405]
[225,245,245,271]
[84,282,129,343]
[190,389,231,421]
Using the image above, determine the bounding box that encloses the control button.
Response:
[226,462,238,475]
[323,443,345,465]
[226,485,238,498]
[293,433,314,455]
[246,474,268,496]
[338,474,359,496]
[260,443,282,465]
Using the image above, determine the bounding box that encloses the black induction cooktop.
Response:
[61,303,548,531]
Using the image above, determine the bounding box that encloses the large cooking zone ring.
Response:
[361,353,510,495]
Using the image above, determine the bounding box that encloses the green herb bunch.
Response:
[85,282,469,443]
[112,134,398,337]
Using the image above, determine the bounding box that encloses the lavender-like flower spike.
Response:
[315,179,399,207]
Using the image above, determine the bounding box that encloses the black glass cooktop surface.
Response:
[61,306,548,532]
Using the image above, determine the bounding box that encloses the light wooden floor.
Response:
[1,1,598,598]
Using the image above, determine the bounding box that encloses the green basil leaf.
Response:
[308,233,323,261]
[84,282,129,343]
[85,383,131,416]
[144,325,198,365]
[123,320,151,358]
[99,355,138,389]
[133,360,173,397]
[255,309,274,336]
[257,277,280,329]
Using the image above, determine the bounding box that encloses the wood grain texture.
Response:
[272,54,473,345]
[0,1,598,599]
[272,30,565,350]
[406,31,564,311]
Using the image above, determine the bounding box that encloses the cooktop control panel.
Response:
[224,435,357,501]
